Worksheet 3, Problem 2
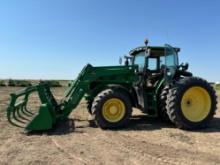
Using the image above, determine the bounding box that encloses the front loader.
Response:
[7,41,218,132]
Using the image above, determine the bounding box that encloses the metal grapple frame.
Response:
[7,82,59,131]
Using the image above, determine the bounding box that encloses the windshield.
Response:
[165,44,179,67]
[133,51,145,72]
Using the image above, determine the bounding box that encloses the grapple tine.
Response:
[16,106,31,121]
[21,106,35,117]
[12,107,27,124]
[24,109,35,115]
[7,108,25,128]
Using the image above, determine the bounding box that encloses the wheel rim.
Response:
[102,98,126,122]
[181,86,211,122]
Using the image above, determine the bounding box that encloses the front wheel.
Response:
[86,100,93,115]
[92,89,132,129]
[166,77,217,129]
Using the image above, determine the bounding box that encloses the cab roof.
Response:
[129,46,180,57]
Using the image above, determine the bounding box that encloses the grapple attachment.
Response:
[7,82,59,132]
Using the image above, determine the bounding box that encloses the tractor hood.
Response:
[86,64,139,83]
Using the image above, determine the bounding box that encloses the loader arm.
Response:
[59,64,138,118]
[58,64,93,118]
[7,64,138,132]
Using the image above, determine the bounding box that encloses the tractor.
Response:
[7,40,218,132]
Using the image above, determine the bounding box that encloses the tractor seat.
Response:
[146,66,165,87]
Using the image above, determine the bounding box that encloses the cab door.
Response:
[164,44,179,82]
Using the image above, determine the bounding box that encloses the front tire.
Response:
[86,100,93,115]
[166,77,217,129]
[92,89,132,129]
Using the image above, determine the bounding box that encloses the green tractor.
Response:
[7,41,218,132]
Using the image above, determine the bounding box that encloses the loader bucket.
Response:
[7,82,59,132]
[25,104,53,131]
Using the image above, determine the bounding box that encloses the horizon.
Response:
[0,79,219,84]
[0,0,220,82]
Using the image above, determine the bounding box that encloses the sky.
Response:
[0,0,219,81]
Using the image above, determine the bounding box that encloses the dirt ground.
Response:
[0,87,220,165]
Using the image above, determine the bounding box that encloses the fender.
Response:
[86,83,138,107]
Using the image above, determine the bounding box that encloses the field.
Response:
[0,87,220,165]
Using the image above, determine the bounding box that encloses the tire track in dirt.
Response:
[124,130,220,157]
[49,128,154,164]
[80,128,220,165]
[57,116,220,165]
[105,131,220,165]
[50,132,132,165]
[51,138,89,165]
[80,131,184,165]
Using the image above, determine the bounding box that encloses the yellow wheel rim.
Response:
[102,98,126,123]
[181,86,211,122]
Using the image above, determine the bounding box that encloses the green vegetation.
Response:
[215,83,220,90]
[8,79,32,87]
[16,80,32,87]
[8,79,16,86]
[0,80,6,86]
[45,80,62,87]
[0,79,64,87]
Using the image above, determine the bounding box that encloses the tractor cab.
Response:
[129,44,180,86]
[129,44,185,116]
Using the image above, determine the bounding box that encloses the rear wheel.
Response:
[158,85,171,122]
[166,77,217,129]
[92,89,132,129]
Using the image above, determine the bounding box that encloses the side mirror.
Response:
[179,62,189,71]
[184,63,189,70]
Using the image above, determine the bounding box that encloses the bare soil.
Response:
[0,87,220,165]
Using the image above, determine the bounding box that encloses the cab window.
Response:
[134,52,145,72]
[148,58,157,70]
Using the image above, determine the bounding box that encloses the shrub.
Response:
[215,83,220,90]
[16,80,32,87]
[45,80,62,87]
[8,79,16,86]
[0,80,6,86]
[8,79,32,87]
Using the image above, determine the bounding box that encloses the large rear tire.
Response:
[92,89,132,129]
[158,85,171,122]
[166,77,217,129]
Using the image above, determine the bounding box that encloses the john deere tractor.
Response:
[7,41,217,132]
